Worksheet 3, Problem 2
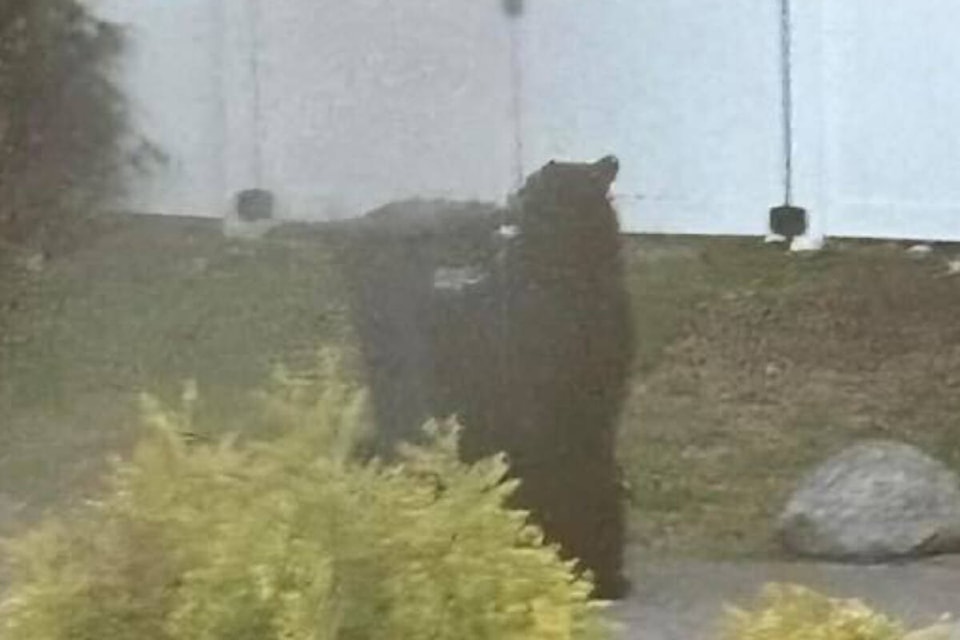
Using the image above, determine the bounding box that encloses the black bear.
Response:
[339,199,500,455]
[490,156,633,599]
[342,157,635,599]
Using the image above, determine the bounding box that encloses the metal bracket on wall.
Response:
[235,188,275,222]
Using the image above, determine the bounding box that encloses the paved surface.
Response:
[611,550,960,639]
[4,538,960,638]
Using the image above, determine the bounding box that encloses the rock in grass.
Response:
[777,440,960,562]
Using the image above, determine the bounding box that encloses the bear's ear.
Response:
[547,159,557,167]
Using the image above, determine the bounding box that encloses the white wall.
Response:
[89,0,784,231]
[522,0,783,236]
[91,0,227,216]
[90,0,516,221]
[818,0,960,240]
[252,0,515,219]
[88,0,960,240]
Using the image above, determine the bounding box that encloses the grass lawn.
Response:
[3,216,960,560]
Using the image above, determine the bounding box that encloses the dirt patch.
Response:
[620,239,960,557]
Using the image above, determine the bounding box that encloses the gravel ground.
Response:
[611,550,960,639]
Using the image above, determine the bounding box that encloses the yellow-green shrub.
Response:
[0,356,612,640]
[721,583,905,640]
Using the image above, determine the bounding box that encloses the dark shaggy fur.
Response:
[339,198,500,454]
[342,158,635,599]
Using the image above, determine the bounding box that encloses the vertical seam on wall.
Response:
[247,0,264,187]
[212,0,228,212]
[509,16,525,193]
[780,0,795,205]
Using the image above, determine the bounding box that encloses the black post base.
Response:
[235,188,275,223]
[769,204,808,239]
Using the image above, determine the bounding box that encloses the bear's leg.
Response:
[508,444,630,600]
[570,468,630,600]
[346,238,436,458]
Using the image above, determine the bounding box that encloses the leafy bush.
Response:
[0,357,612,640]
[0,0,157,250]
[721,583,905,640]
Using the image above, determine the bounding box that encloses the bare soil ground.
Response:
[620,236,960,558]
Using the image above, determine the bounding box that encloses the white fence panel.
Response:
[91,0,787,232]
[523,0,784,236]
[90,0,227,217]
[819,0,960,241]
[93,1,960,241]
[252,0,515,219]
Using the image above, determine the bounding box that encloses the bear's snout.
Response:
[592,155,619,191]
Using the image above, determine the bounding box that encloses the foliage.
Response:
[721,583,905,640]
[0,354,612,640]
[0,0,156,250]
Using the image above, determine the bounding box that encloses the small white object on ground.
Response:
[433,266,487,292]
[908,244,934,258]
[222,217,278,240]
[496,224,520,239]
[789,234,825,252]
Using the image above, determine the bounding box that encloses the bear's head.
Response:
[512,155,620,238]
[518,155,618,205]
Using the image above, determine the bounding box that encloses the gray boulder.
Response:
[777,440,960,561]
